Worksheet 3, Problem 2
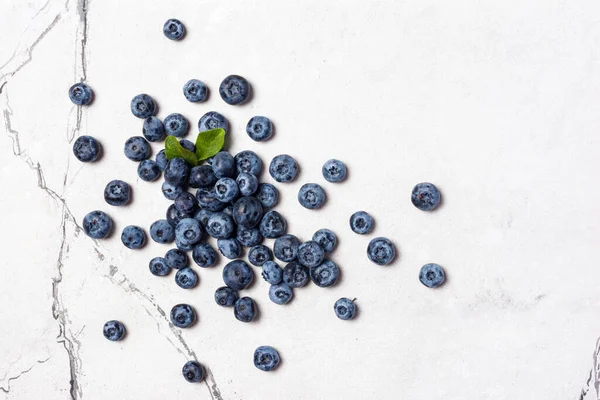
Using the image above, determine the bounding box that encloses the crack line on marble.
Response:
[0,357,50,393]
[593,336,600,399]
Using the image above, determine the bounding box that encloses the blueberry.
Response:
[182,361,204,383]
[130,94,156,119]
[73,135,101,162]
[298,183,326,209]
[164,113,189,137]
[156,149,168,171]
[232,196,263,228]
[282,262,310,288]
[214,177,239,203]
[162,181,184,200]
[194,209,214,227]
[175,238,194,252]
[179,139,195,153]
[124,136,150,161]
[150,219,175,244]
[334,298,356,320]
[256,183,279,209]
[142,116,165,142]
[312,229,337,253]
[234,297,256,322]
[259,210,287,239]
[215,286,239,307]
[223,260,254,290]
[211,151,236,179]
[261,261,283,284]
[273,234,300,262]
[174,192,197,215]
[192,243,218,268]
[83,210,113,239]
[195,187,227,211]
[175,267,198,289]
[322,159,347,183]
[310,260,339,287]
[217,238,242,259]
[234,150,262,176]
[248,245,272,266]
[165,157,190,186]
[367,237,396,265]
[121,225,146,249]
[219,75,250,105]
[198,111,229,133]
[297,241,324,268]
[166,204,191,227]
[103,320,125,341]
[246,116,273,142]
[69,83,93,105]
[175,218,203,247]
[149,257,171,276]
[268,283,293,304]
[269,154,299,183]
[137,160,160,181]
[222,205,234,217]
[236,226,263,247]
[170,304,196,328]
[254,346,280,372]
[349,211,374,235]
[104,180,131,206]
[165,248,189,269]
[419,263,446,288]
[183,79,208,102]
[188,165,217,188]
[206,212,235,239]
[411,182,441,211]
[236,173,258,197]
[163,18,185,40]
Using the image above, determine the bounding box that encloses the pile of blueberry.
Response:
[68,17,446,384]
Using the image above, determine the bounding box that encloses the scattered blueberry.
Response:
[83,210,113,239]
[236,226,263,247]
[211,151,236,179]
[164,113,189,137]
[69,82,93,105]
[217,238,242,259]
[165,248,189,269]
[411,182,441,211]
[236,173,258,197]
[232,196,263,228]
[124,136,150,161]
[419,263,446,288]
[179,140,195,153]
[256,183,279,209]
[206,212,235,239]
[150,219,175,244]
[166,204,191,227]
[198,111,229,133]
[297,241,324,268]
[73,135,101,162]
[156,149,168,171]
[137,159,160,181]
[104,180,131,206]
[261,261,283,284]
[121,225,146,249]
[259,210,287,238]
[103,320,125,341]
[174,192,197,215]
[195,187,227,211]
[223,260,254,290]
[163,18,185,40]
[268,283,293,305]
[192,243,218,268]
[142,116,165,142]
[170,304,196,328]
[149,257,171,276]
[269,154,299,183]
[367,237,396,265]
[175,239,193,252]
[334,298,356,320]
[130,94,156,119]
[219,75,250,105]
[246,116,273,142]
[183,79,208,102]
[162,181,184,200]
[182,361,204,383]
[175,267,198,289]
[322,159,347,183]
[188,165,217,188]
[234,150,262,176]
[234,297,256,322]
[349,211,374,235]
[248,245,272,266]
[273,234,300,262]
[312,229,337,253]
[254,346,280,372]
[298,183,326,209]
[215,286,239,307]
[165,157,190,186]
[194,209,213,227]
[310,260,339,287]
[282,262,310,288]
[214,177,239,203]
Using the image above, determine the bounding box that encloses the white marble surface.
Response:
[2,0,600,399]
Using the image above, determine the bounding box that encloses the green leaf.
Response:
[195,128,225,160]
[165,135,198,166]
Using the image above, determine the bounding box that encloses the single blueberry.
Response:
[236,173,258,197]
[142,116,165,142]
[211,151,236,179]
[236,226,263,247]
[234,150,262,176]
[297,241,324,268]
[188,165,217,188]
[165,248,189,269]
[298,183,326,209]
[334,298,356,320]
[259,210,287,239]
[256,183,279,209]
[182,361,204,383]
[246,116,273,141]
[194,209,214,227]
[269,154,299,183]
[137,159,160,182]
[310,260,340,287]
[206,212,235,239]
[124,136,150,161]
[103,320,125,341]
[83,210,113,239]
[183,79,208,102]
[232,196,263,228]
[223,260,254,290]
[215,286,239,307]
[164,113,189,137]
[262,261,283,285]
[73,135,101,162]
[130,94,156,119]
[282,262,310,288]
[350,211,374,235]
[156,149,168,171]
[312,229,337,253]
[268,283,293,305]
[165,157,190,186]
[195,187,227,211]
[217,238,242,259]
[174,192,197,215]
[149,257,171,276]
[273,234,300,262]
[170,304,196,328]
[175,218,203,247]
[104,180,131,206]
[419,263,446,288]
[179,139,195,153]
[214,177,239,203]
[175,267,198,289]
[162,181,184,200]
[248,245,272,266]
[69,82,93,105]
[198,111,229,133]
[367,237,396,266]
[219,75,250,105]
[121,225,146,249]
[166,204,191,227]
[163,18,185,40]
[411,182,441,211]
[234,297,256,322]
[254,346,280,372]
[322,159,347,183]
[150,219,175,244]
[192,243,218,268]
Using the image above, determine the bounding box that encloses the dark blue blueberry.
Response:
[124,136,150,161]
[322,159,347,183]
[419,263,446,288]
[259,210,287,239]
[219,75,250,105]
[282,262,310,288]
[149,257,171,276]
[349,211,374,235]
[175,218,203,247]
[298,183,326,209]
[175,267,198,289]
[170,304,196,328]
[254,346,280,372]
[195,187,227,211]
[188,165,217,188]
[310,260,339,287]
[411,182,441,211]
[262,261,283,285]
[103,320,125,341]
[367,237,396,266]
[165,248,189,269]
[182,361,204,383]
[137,159,160,182]
[121,225,146,249]
[183,79,208,102]
[269,154,298,183]
[273,234,300,262]
[268,283,292,305]
[130,94,156,119]
[156,149,168,171]
[234,297,256,322]
[174,192,197,215]
[162,181,184,200]
[234,150,262,176]
[236,226,263,247]
[236,173,258,197]
[312,229,337,253]
[211,151,236,179]
[104,180,131,206]
[217,238,242,259]
[223,260,254,290]
[83,210,113,239]
[166,204,191,227]
[222,205,234,217]
[297,241,324,268]
[246,116,273,141]
[214,177,239,203]
[232,196,263,228]
[73,135,101,162]
[198,111,229,132]
[206,212,235,239]
[248,245,272,266]
[176,237,194,252]
[165,157,190,186]
[256,183,279,209]
[163,18,185,40]
[69,83,93,105]
[215,286,238,307]
[334,298,356,320]
[192,243,218,268]
[194,209,213,227]
[150,219,175,244]
[142,116,165,142]
[164,113,189,137]
[179,139,195,152]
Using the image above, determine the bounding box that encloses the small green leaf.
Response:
[195,128,225,160]
[165,135,198,166]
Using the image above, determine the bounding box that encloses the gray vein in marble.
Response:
[0,358,50,393]
[594,337,600,399]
